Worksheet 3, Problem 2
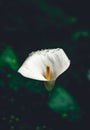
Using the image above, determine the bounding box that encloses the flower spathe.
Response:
[18,48,70,91]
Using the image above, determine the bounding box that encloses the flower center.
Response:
[45,65,50,80]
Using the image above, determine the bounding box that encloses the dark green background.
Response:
[0,0,90,130]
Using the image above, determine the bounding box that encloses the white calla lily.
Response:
[18,48,70,91]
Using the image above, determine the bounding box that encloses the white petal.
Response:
[18,48,70,81]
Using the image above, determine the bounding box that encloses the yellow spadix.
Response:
[45,66,50,80]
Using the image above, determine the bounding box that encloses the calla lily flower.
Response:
[18,48,70,91]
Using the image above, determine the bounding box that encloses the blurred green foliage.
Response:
[0,46,19,71]
[33,0,77,28]
[8,73,45,94]
[87,69,90,81]
[47,86,81,121]
[72,31,89,41]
